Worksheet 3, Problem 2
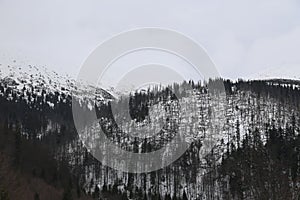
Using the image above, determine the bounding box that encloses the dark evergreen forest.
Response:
[0,76,299,200]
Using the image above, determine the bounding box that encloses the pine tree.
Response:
[0,188,9,200]
[14,125,21,167]
[121,191,128,200]
[34,192,40,200]
[236,120,241,149]
[182,191,188,200]
[62,188,73,200]
[93,185,100,199]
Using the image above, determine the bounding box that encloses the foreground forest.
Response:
[0,66,299,200]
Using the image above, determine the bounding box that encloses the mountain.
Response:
[0,63,299,200]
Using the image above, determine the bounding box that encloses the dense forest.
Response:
[0,66,299,199]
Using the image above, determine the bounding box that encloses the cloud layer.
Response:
[0,0,299,79]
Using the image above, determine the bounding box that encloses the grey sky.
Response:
[0,0,300,80]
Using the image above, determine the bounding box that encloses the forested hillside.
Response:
[0,65,299,199]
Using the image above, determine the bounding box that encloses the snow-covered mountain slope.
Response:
[1,63,299,199]
[1,63,298,151]
[73,81,300,199]
[0,62,114,104]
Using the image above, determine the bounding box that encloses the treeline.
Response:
[219,126,300,199]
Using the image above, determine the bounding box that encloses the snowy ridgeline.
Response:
[0,63,113,108]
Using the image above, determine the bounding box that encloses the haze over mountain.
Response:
[1,0,300,80]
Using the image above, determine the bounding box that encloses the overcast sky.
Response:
[0,0,300,80]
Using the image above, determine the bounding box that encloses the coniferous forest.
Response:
[0,66,299,200]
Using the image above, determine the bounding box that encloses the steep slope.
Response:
[0,63,299,199]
